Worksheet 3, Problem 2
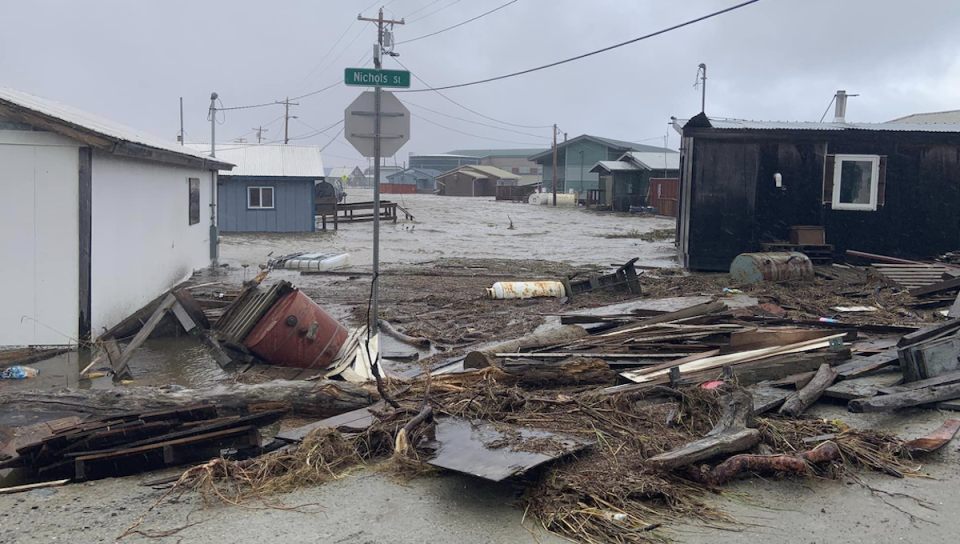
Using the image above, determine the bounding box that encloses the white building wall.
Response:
[90,151,214,337]
[0,130,80,346]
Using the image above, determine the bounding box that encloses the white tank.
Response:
[284,252,351,271]
[486,281,566,299]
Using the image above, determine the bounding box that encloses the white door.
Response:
[0,135,80,346]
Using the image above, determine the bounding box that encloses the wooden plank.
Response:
[823,372,904,401]
[878,370,960,395]
[0,479,70,495]
[948,292,960,318]
[833,351,899,378]
[113,294,177,377]
[909,277,960,297]
[766,371,817,389]
[170,300,197,333]
[723,328,848,354]
[276,401,385,442]
[750,387,791,414]
[938,399,960,412]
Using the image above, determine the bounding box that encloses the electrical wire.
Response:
[397,0,517,44]
[397,0,764,93]
[403,100,549,139]
[319,127,347,152]
[296,22,357,88]
[411,112,547,145]
[401,0,445,20]
[391,57,552,129]
[288,118,346,141]
[406,0,465,24]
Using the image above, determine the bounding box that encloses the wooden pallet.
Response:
[870,263,957,290]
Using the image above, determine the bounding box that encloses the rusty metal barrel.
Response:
[243,290,348,369]
[729,252,813,284]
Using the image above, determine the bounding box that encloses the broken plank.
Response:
[833,351,899,378]
[949,292,960,318]
[765,371,816,390]
[904,420,960,453]
[823,372,904,401]
[780,364,839,416]
[848,383,960,413]
[113,294,177,377]
[0,479,70,495]
[938,399,960,412]
[750,387,791,414]
[276,401,386,442]
[908,276,960,297]
[878,370,960,395]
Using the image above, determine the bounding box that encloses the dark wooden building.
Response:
[674,113,960,271]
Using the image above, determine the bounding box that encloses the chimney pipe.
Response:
[833,90,848,123]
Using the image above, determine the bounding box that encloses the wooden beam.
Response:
[113,294,177,377]
[908,277,960,297]
[78,148,92,342]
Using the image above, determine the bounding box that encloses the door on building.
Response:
[0,139,80,345]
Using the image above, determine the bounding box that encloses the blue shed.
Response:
[386,167,442,192]
[204,144,324,232]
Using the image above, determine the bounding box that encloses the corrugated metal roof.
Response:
[677,116,960,133]
[528,134,670,161]
[185,143,324,177]
[889,110,960,124]
[436,164,519,179]
[445,148,548,158]
[328,166,362,179]
[622,151,680,171]
[0,87,232,169]
[590,160,640,173]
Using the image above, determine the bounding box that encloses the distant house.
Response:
[589,150,680,211]
[385,167,442,194]
[363,164,404,186]
[672,108,960,271]
[202,144,324,233]
[328,165,365,187]
[444,148,546,186]
[0,87,233,346]
[529,135,674,198]
[436,165,519,197]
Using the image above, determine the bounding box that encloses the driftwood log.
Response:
[378,319,430,348]
[700,441,842,485]
[0,380,375,418]
[500,357,615,386]
[646,389,759,471]
[848,382,960,413]
[779,363,839,417]
[463,325,589,369]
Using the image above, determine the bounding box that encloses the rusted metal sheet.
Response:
[486,281,566,299]
[243,290,348,369]
[729,252,813,284]
[904,419,960,453]
[215,281,290,344]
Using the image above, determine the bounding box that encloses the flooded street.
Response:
[220,189,678,269]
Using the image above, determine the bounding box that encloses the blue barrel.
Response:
[730,252,813,284]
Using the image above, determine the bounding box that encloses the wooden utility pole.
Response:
[276,97,299,144]
[552,124,558,207]
[252,126,269,144]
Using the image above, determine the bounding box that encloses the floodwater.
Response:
[1,195,677,392]
[220,189,678,269]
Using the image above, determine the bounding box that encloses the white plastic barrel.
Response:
[285,252,351,271]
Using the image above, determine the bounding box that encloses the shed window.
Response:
[188,178,200,225]
[248,186,274,209]
[823,154,885,211]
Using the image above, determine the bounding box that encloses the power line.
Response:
[295,22,356,88]
[411,112,546,146]
[397,0,517,45]
[406,0,465,24]
[391,56,552,129]
[403,100,549,140]
[402,0,445,20]
[288,118,345,141]
[397,0,764,93]
[319,127,347,152]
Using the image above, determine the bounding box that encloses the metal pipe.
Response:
[209,92,218,157]
[179,97,184,145]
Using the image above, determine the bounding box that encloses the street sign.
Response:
[344,68,411,88]
[344,91,411,158]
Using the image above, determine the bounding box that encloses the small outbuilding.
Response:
[385,167,442,193]
[590,151,680,211]
[436,164,520,197]
[0,87,233,346]
[209,144,324,233]
[673,109,960,271]
[328,165,365,187]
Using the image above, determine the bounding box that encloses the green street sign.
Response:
[344,68,411,88]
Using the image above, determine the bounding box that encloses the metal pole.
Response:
[179,97,184,145]
[209,92,218,157]
[284,98,290,144]
[699,63,707,113]
[371,9,384,336]
[552,124,557,207]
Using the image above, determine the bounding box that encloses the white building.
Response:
[0,88,233,346]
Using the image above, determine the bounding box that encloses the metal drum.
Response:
[486,281,566,299]
[729,252,813,284]
[243,290,348,369]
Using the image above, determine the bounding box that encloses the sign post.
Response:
[346,9,409,361]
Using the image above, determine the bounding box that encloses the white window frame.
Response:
[832,154,880,211]
[247,186,275,210]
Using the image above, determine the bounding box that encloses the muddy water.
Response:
[220,189,678,269]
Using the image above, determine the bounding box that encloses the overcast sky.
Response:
[2,0,959,168]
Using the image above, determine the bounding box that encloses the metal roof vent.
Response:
[833,90,848,123]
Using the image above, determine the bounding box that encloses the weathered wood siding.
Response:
[218,177,315,232]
